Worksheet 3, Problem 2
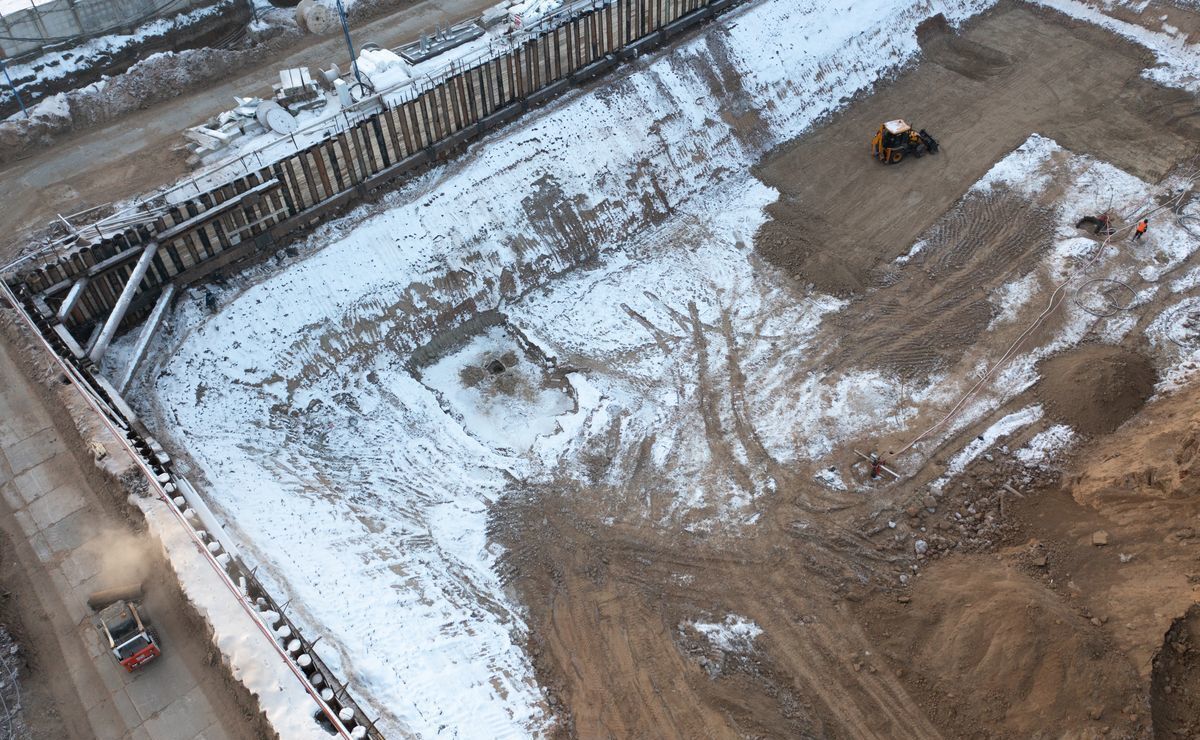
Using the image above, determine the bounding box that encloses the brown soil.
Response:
[1152,605,1200,739]
[861,556,1143,738]
[1036,344,1157,436]
[826,186,1055,378]
[0,530,80,739]
[492,5,1200,739]
[850,379,1200,739]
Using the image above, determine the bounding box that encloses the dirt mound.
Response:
[755,206,870,296]
[1036,345,1156,436]
[865,557,1142,738]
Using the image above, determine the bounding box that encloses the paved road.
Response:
[0,0,496,247]
[0,335,252,740]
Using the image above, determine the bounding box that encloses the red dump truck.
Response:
[88,585,162,672]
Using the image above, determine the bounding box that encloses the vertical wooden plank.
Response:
[475,66,491,118]
[380,108,404,160]
[531,34,542,89]
[301,149,328,201]
[606,3,617,52]
[412,96,430,148]
[445,76,463,133]
[334,134,360,185]
[458,74,475,126]
[313,145,340,195]
[418,93,438,145]
[383,108,407,158]
[402,100,423,150]
[565,18,577,71]
[613,0,623,46]
[357,122,382,175]
[283,152,312,206]
[586,12,596,62]
[342,131,364,183]
[514,45,526,98]
[193,224,216,260]
[505,51,518,102]
[331,136,354,188]
[462,69,479,124]
[532,36,541,89]
[371,116,395,167]
[437,83,456,135]
[355,122,377,176]
[206,209,232,254]
[395,103,417,154]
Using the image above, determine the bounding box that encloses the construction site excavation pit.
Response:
[80,0,1200,737]
[412,319,577,452]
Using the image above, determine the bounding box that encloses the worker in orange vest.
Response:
[1133,218,1149,240]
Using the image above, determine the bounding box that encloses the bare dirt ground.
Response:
[490,4,1200,738]
[856,377,1200,738]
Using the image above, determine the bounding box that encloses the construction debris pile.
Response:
[180,0,569,166]
[183,68,328,165]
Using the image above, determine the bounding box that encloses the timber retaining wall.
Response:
[9,0,742,350]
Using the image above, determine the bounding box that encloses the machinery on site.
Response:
[871,119,939,164]
[88,584,161,672]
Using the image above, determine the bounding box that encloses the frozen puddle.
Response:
[417,326,574,451]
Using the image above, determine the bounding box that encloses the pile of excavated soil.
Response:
[862,557,1143,738]
[1036,345,1156,436]
[755,204,869,296]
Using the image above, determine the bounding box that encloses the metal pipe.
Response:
[88,241,158,364]
[57,277,88,322]
[335,0,362,84]
[116,283,174,392]
[0,56,27,119]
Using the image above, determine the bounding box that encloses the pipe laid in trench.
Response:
[88,241,158,365]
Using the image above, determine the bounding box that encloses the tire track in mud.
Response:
[490,480,932,739]
[688,301,756,494]
[826,190,1056,379]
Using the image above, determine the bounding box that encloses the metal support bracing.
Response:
[52,324,86,359]
[116,283,174,393]
[57,278,89,322]
[88,241,159,364]
[84,323,103,355]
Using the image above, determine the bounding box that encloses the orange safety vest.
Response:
[1137,220,1148,233]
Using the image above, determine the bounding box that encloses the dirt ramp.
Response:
[1151,605,1200,738]
[1036,345,1156,436]
[866,557,1142,737]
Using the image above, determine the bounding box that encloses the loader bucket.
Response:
[87,583,145,611]
[919,129,939,153]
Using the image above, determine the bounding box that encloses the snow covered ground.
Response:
[120,0,1200,736]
